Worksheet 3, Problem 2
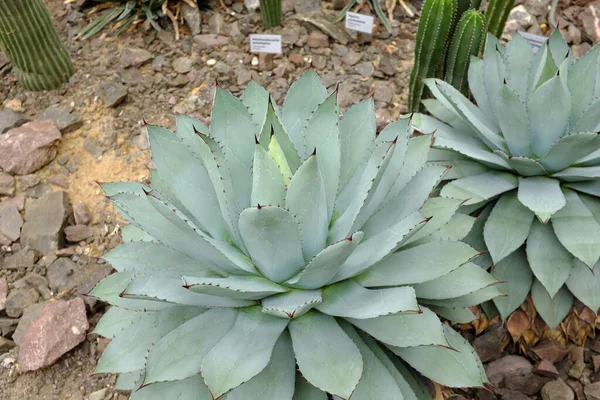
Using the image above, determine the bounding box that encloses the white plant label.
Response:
[519,31,547,50]
[250,34,282,54]
[345,12,374,34]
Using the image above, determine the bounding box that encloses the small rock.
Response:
[4,194,25,211]
[46,175,68,188]
[375,108,392,132]
[206,59,217,67]
[582,3,600,44]
[0,172,15,196]
[0,278,7,311]
[133,133,149,150]
[541,379,574,400]
[486,355,533,386]
[294,0,321,13]
[181,2,201,35]
[21,191,70,255]
[208,12,224,35]
[259,53,274,71]
[236,68,252,86]
[118,67,142,85]
[0,204,23,245]
[0,108,27,134]
[311,54,327,70]
[18,174,40,191]
[0,318,19,338]
[47,257,104,293]
[307,31,329,48]
[532,340,570,364]
[244,0,260,11]
[473,329,503,363]
[567,380,585,400]
[0,120,61,175]
[151,55,166,71]
[373,81,394,104]
[89,389,108,400]
[120,47,153,68]
[289,52,305,66]
[593,355,600,372]
[0,337,16,353]
[505,372,551,395]
[585,382,600,400]
[18,298,89,371]
[565,24,582,45]
[2,246,39,270]
[495,388,533,400]
[193,34,229,49]
[378,55,395,76]
[535,360,559,378]
[214,61,230,74]
[103,80,128,107]
[37,104,82,133]
[503,5,536,39]
[568,360,585,379]
[524,0,552,16]
[64,225,94,242]
[342,50,363,66]
[5,287,40,318]
[355,61,375,77]
[172,57,194,74]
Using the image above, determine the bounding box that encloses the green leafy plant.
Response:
[90,70,495,398]
[334,0,393,33]
[412,31,600,329]
[0,0,73,91]
[260,0,282,28]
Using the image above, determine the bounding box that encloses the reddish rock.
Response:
[64,225,94,242]
[474,329,503,363]
[567,380,585,400]
[486,355,533,386]
[307,31,329,48]
[593,355,600,372]
[73,202,91,225]
[532,340,570,363]
[585,382,600,400]
[0,278,7,311]
[535,360,560,378]
[0,120,61,175]
[18,298,88,371]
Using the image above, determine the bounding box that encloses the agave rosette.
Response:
[91,70,493,399]
[411,31,600,328]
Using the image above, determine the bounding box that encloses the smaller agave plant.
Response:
[90,70,494,399]
[412,30,600,328]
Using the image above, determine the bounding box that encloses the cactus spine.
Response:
[445,10,486,93]
[486,0,515,38]
[0,0,73,91]
[259,0,283,28]
[408,0,457,112]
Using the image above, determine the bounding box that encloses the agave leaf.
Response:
[120,225,155,242]
[143,308,237,385]
[149,169,191,220]
[423,95,478,135]
[405,197,465,246]
[531,279,573,329]
[339,97,377,191]
[357,241,479,287]
[103,241,204,278]
[468,56,495,120]
[241,80,270,137]
[462,202,494,268]
[483,192,535,264]
[390,325,488,388]
[491,249,533,319]
[285,232,363,290]
[547,30,570,66]
[566,181,600,197]
[289,311,362,399]
[261,289,322,319]
[428,213,476,242]
[238,206,306,282]
[580,192,600,225]
[552,165,600,181]
[316,280,419,319]
[226,331,296,400]
[95,306,204,374]
[346,307,446,348]
[292,373,328,399]
[201,306,288,398]
[305,92,341,221]
[175,114,209,138]
[89,272,174,311]
[281,69,328,157]
[552,189,600,268]
[183,275,289,300]
[527,219,573,298]
[251,143,286,207]
[571,97,600,133]
[494,85,531,156]
[337,321,405,399]
[115,370,143,391]
[494,152,548,177]
[421,285,503,308]
[427,305,476,324]
[413,263,499,300]
[483,37,507,120]
[430,160,489,180]
[268,102,302,174]
[567,43,600,124]
[539,132,600,173]
[504,34,534,101]
[528,75,571,157]
[529,45,558,93]
[440,171,518,206]
[93,307,145,338]
[566,260,600,313]
[131,375,212,400]
[286,154,328,261]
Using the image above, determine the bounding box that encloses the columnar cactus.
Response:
[259,0,282,28]
[485,0,515,38]
[0,0,73,91]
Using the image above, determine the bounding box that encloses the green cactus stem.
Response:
[485,0,515,39]
[456,0,482,19]
[0,0,73,91]
[445,10,486,93]
[408,0,458,112]
[260,0,283,28]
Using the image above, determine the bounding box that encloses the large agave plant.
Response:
[412,31,600,328]
[90,70,493,399]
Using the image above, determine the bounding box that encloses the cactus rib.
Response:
[485,0,515,39]
[260,0,283,28]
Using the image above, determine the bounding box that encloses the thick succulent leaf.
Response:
[100,181,147,196]
[517,177,566,223]
[527,219,573,298]
[226,332,296,400]
[504,33,534,101]
[292,373,328,400]
[566,181,600,197]
[149,169,192,222]
[238,206,306,282]
[93,307,145,338]
[462,203,494,268]
[251,144,286,207]
[210,87,256,212]
[387,353,434,400]
[566,260,600,312]
[567,43,600,124]
[421,285,503,308]
[440,171,518,206]
[337,321,405,399]
[571,97,600,133]
[120,225,155,242]
[289,311,363,398]
[281,69,328,157]
[176,114,209,137]
[405,197,465,246]
[431,160,489,180]
[357,241,479,287]
[423,96,477,135]
[143,308,237,385]
[347,307,446,348]
[286,154,328,261]
[428,213,475,243]
[339,97,376,191]
[241,80,270,136]
[547,30,569,66]
[552,189,600,268]
[261,289,323,319]
[491,249,533,319]
[531,279,573,329]
[201,306,289,398]
[529,44,558,93]
[413,263,499,300]
[183,275,289,300]
[131,375,212,400]
[115,370,143,391]
[316,280,419,319]
[147,126,225,240]
[95,306,204,374]
[390,325,487,388]
[268,102,302,174]
[89,272,174,311]
[493,86,531,156]
[483,36,506,116]
[539,132,600,173]
[528,75,571,157]
[553,165,600,181]
[286,232,363,290]
[468,56,495,123]
[497,153,548,177]
[305,92,341,221]
[103,241,204,278]
[483,192,535,264]
[427,305,476,323]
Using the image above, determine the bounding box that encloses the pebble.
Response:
[0,172,15,196]
[207,59,217,66]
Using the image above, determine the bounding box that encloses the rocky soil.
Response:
[0,0,599,399]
